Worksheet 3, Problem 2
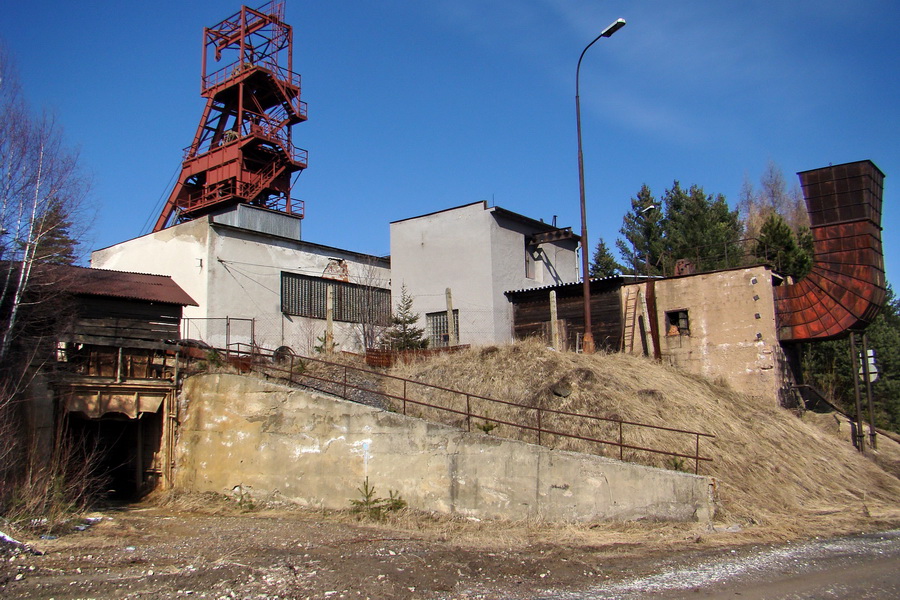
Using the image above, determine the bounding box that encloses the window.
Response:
[281,272,390,325]
[426,310,460,348]
[525,247,536,279]
[665,309,690,336]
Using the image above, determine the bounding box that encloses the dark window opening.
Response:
[665,309,690,336]
[525,245,536,279]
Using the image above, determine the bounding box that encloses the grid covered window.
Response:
[281,272,390,325]
[426,310,460,348]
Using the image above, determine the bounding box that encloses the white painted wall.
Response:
[92,201,577,353]
[390,202,579,346]
[92,217,390,354]
[91,219,211,322]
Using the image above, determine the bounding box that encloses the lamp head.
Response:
[600,18,626,38]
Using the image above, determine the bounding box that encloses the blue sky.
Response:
[3,1,898,282]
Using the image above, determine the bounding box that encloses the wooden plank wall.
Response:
[512,288,622,351]
[73,297,181,343]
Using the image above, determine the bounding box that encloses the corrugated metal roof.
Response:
[504,274,650,296]
[33,264,198,306]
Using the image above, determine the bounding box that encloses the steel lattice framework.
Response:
[154,0,307,231]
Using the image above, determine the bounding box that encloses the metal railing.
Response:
[204,345,715,474]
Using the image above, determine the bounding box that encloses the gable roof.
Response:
[390,201,572,237]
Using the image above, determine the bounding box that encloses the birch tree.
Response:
[0,46,88,365]
[0,45,90,514]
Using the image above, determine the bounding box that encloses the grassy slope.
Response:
[386,340,900,533]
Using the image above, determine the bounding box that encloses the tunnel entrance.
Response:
[65,406,166,500]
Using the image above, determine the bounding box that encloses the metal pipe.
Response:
[861,333,878,449]
[466,395,471,432]
[849,332,865,452]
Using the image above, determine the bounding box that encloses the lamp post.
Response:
[576,17,626,354]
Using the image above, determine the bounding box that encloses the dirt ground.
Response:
[3,494,899,600]
[5,345,900,598]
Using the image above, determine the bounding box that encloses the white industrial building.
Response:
[92,205,391,355]
[92,201,579,353]
[390,201,580,347]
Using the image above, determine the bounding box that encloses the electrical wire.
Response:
[139,161,182,235]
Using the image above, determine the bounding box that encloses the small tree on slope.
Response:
[386,285,427,350]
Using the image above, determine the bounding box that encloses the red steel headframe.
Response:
[775,160,886,341]
[154,0,307,232]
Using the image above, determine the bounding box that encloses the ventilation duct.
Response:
[775,160,886,341]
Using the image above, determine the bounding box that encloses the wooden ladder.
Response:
[621,289,638,352]
[638,288,657,357]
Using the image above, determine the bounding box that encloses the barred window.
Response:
[281,272,390,325]
[426,310,460,348]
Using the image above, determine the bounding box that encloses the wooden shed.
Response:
[34,265,197,496]
[505,276,641,352]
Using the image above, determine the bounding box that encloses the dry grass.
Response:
[384,339,900,531]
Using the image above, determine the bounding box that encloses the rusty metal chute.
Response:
[775,160,886,341]
[154,1,307,232]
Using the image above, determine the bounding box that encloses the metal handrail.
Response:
[203,345,715,474]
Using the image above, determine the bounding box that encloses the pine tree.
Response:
[663,182,743,272]
[753,213,812,281]
[589,238,620,278]
[616,184,664,276]
[29,199,79,265]
[386,285,427,350]
[803,285,900,433]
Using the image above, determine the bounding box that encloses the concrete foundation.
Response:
[175,374,714,522]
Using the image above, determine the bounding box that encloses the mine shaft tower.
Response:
[154,0,307,231]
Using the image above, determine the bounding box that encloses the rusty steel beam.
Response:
[154,1,306,232]
[775,160,886,341]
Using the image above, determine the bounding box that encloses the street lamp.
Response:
[576,17,626,354]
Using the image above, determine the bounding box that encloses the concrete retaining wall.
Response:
[175,374,714,522]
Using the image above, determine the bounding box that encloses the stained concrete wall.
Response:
[175,374,714,523]
[623,266,789,403]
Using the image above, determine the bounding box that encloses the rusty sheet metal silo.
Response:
[775,160,886,341]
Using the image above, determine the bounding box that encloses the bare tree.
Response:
[739,160,809,240]
[0,45,91,517]
[351,259,391,351]
[0,46,89,363]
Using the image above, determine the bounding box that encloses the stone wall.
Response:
[175,374,714,522]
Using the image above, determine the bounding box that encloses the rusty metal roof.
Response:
[33,264,198,306]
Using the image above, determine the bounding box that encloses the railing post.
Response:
[466,395,471,432]
[695,434,700,474]
[343,366,348,399]
[403,379,407,415]
[537,407,542,446]
[619,421,623,461]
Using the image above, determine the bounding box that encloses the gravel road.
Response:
[542,530,900,599]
